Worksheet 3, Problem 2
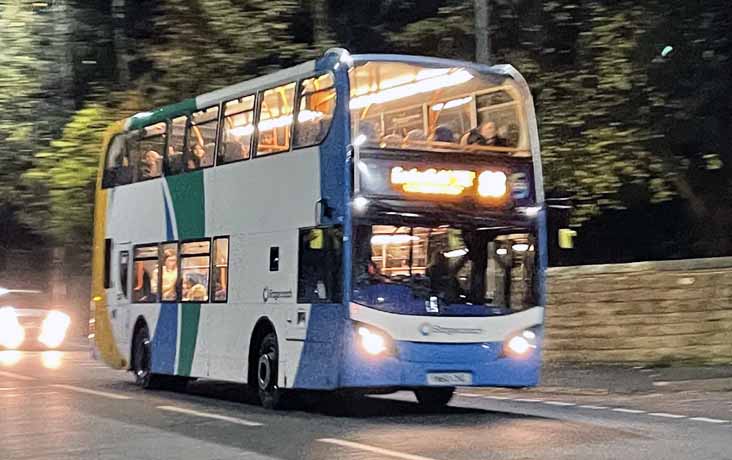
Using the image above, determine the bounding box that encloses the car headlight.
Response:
[0,307,25,349]
[353,322,396,357]
[39,311,70,349]
[503,328,539,359]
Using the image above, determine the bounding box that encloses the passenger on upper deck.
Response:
[380,133,403,148]
[140,150,162,179]
[166,145,185,175]
[404,129,427,145]
[186,143,207,170]
[461,121,507,147]
[429,125,456,143]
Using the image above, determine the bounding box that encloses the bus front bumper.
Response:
[340,338,542,389]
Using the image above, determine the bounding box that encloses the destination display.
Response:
[357,157,533,205]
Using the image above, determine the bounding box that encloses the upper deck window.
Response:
[220,95,255,164]
[131,122,167,182]
[166,115,188,175]
[257,82,296,156]
[294,73,336,148]
[102,135,132,188]
[186,107,218,171]
[349,61,528,156]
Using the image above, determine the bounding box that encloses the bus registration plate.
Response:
[426,372,473,386]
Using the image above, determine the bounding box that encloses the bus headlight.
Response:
[478,171,507,198]
[354,322,395,357]
[39,311,71,349]
[503,329,538,358]
[0,307,24,349]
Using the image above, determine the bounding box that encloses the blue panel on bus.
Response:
[314,54,349,227]
[291,304,344,389]
[339,335,541,388]
[151,303,178,374]
[397,341,501,364]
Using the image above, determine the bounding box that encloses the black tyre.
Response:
[132,324,190,391]
[256,332,286,410]
[132,324,160,389]
[414,387,455,409]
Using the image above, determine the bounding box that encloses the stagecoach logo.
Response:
[262,287,293,303]
[418,323,483,337]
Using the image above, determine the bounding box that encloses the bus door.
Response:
[290,227,343,341]
[109,242,131,343]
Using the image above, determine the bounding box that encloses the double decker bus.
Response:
[90,49,546,409]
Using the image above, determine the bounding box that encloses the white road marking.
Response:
[578,405,608,410]
[457,393,482,398]
[0,387,19,391]
[318,438,442,460]
[612,408,646,414]
[2,391,60,398]
[689,417,729,424]
[543,401,576,407]
[649,412,686,419]
[0,370,36,381]
[514,398,543,403]
[157,406,263,427]
[51,384,131,400]
[483,395,511,400]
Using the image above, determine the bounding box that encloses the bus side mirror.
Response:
[558,228,577,249]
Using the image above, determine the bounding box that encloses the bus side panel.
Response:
[200,147,324,386]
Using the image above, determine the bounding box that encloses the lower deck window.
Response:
[133,245,160,303]
[181,240,211,302]
[212,237,230,302]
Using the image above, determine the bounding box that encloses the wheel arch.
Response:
[247,316,277,386]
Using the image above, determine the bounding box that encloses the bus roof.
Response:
[125,51,521,131]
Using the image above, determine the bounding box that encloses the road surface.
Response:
[1,348,730,460]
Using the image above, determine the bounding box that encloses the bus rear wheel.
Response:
[257,332,286,410]
[414,387,455,409]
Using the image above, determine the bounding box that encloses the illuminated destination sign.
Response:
[389,166,507,198]
[390,167,476,195]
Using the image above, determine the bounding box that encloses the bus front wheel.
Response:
[414,387,455,409]
[257,332,285,410]
[132,324,161,389]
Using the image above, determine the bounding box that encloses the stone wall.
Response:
[544,257,732,365]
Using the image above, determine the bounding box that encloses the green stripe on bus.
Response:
[178,303,201,376]
[167,171,206,240]
[166,170,206,376]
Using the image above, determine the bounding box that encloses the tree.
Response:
[474,0,491,63]
[0,2,58,204]
[20,103,118,254]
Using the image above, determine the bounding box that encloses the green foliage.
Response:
[2,0,730,261]
[0,2,54,203]
[20,104,116,249]
[137,0,318,106]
